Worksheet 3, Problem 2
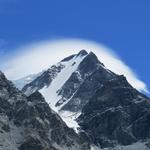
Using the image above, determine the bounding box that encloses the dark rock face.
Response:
[0,71,90,150]
[76,50,88,57]
[78,75,150,148]
[61,54,76,62]
[19,137,49,150]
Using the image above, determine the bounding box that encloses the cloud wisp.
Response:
[1,38,149,93]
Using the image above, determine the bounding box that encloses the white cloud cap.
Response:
[1,38,149,93]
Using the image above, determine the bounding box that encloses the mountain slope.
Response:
[0,71,90,150]
[78,75,150,148]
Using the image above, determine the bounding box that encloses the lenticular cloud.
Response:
[1,38,149,93]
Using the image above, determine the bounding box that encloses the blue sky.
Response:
[0,0,150,91]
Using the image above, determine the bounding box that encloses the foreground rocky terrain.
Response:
[0,71,90,150]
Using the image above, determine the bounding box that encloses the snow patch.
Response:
[59,111,81,133]
[40,54,87,112]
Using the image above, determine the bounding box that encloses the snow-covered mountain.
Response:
[14,50,150,150]
[22,50,116,112]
